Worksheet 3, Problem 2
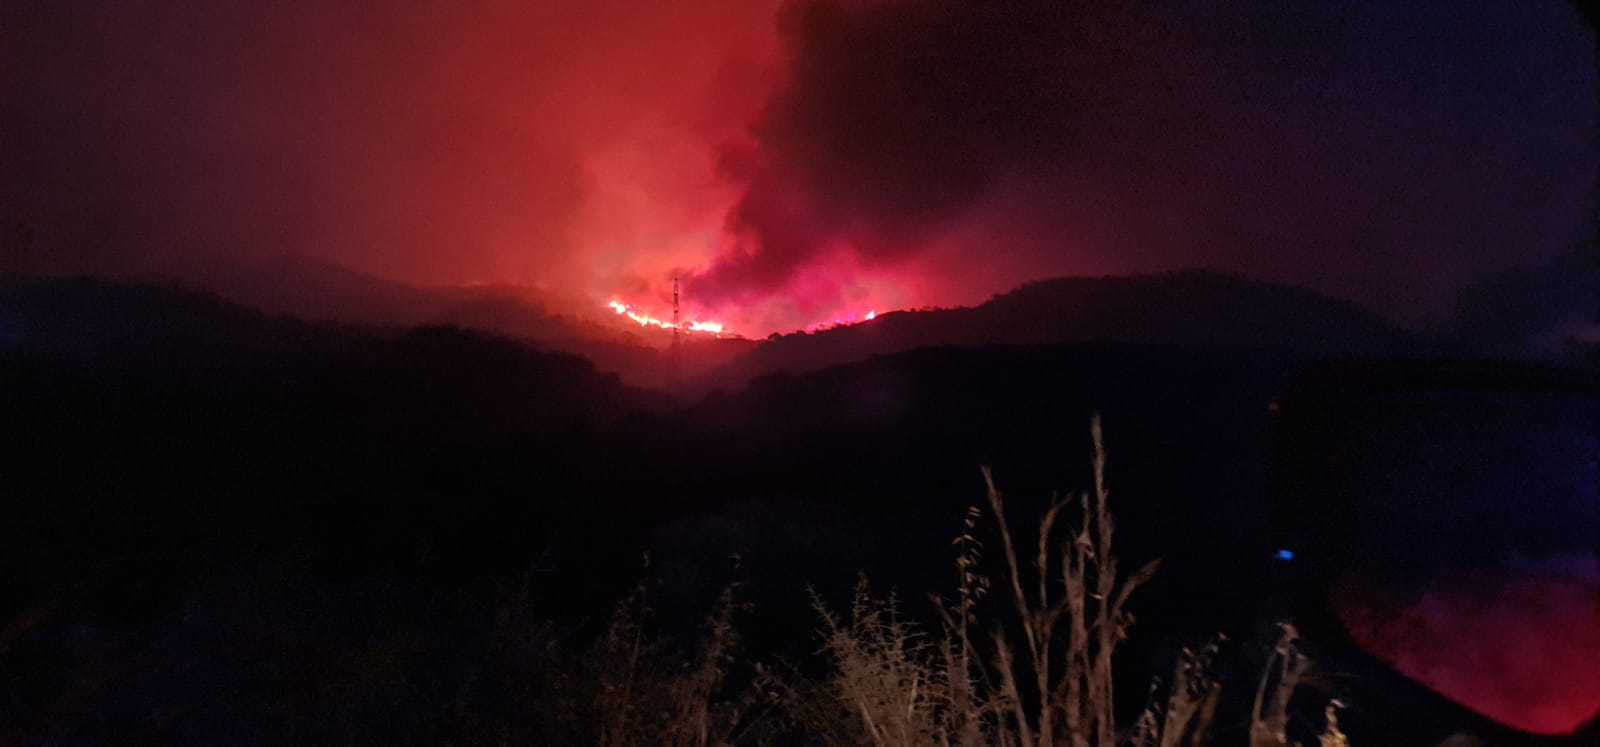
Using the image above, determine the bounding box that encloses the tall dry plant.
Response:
[811,415,1164,746]
[592,554,766,747]
[804,415,1343,747]
[983,414,1161,747]
[1249,623,1311,747]
[931,504,1000,746]
[811,577,952,746]
[1128,635,1226,747]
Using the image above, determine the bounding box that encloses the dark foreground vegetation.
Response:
[1,277,1579,743]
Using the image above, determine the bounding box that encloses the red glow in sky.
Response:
[2,1,1592,338]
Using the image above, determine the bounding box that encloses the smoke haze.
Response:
[4,0,1593,335]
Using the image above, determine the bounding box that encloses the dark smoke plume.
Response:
[691,0,1594,328]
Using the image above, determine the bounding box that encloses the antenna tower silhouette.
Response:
[670,275,683,387]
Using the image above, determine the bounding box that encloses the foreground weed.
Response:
[806,416,1344,746]
[592,555,773,747]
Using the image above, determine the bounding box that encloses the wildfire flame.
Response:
[604,299,880,340]
[607,300,727,336]
[805,309,876,332]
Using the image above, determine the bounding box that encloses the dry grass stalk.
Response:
[983,414,1161,746]
[1317,699,1348,747]
[931,504,997,746]
[596,562,654,747]
[1249,623,1310,747]
[593,554,758,747]
[1158,637,1225,747]
[1128,634,1226,747]
[811,576,950,746]
[804,416,1341,747]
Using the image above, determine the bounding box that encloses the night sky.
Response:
[3,0,1593,336]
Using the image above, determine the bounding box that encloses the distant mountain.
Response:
[0,276,676,645]
[136,251,471,327]
[693,270,1463,393]
[433,292,758,390]
[59,261,1474,394]
[0,277,669,428]
[134,251,606,336]
[123,253,757,389]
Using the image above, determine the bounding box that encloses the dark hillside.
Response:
[1,279,668,618]
[693,270,1464,394]
[0,275,1388,645]
[131,253,759,389]
[633,342,1314,656]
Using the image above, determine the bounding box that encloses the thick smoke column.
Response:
[692,1,1099,305]
[690,0,1594,329]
